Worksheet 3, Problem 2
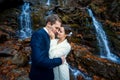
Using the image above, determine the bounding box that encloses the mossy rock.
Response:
[31,6,48,30]
[69,24,80,28]
[62,15,73,24]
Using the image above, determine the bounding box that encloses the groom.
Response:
[29,14,65,80]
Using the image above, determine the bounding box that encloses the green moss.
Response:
[0,8,20,23]
[62,15,71,23]
[31,6,48,30]
[110,36,120,51]
[103,24,117,39]
[69,24,80,28]
[70,37,81,43]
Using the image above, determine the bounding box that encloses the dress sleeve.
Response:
[50,43,71,58]
[50,39,57,50]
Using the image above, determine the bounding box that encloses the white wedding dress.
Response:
[49,39,71,80]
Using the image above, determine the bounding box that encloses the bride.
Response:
[48,26,72,80]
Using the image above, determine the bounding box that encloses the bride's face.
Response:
[57,27,66,39]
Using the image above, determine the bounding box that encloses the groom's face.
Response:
[50,21,61,34]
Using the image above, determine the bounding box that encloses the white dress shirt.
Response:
[43,27,49,34]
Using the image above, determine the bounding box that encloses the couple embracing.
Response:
[29,14,72,80]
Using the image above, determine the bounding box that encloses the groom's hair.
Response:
[46,14,62,25]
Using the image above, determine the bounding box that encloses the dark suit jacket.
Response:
[29,28,62,80]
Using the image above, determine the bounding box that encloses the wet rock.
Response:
[12,50,19,55]
[0,61,2,65]
[79,56,120,80]
[0,29,9,43]
[0,25,16,38]
[0,34,8,43]
[67,43,120,80]
[13,44,21,50]
[103,20,120,57]
[72,51,120,79]
[17,76,30,80]
[23,38,31,44]
[78,0,92,7]
[0,8,20,39]
[93,75,106,80]
[116,32,120,39]
[0,39,30,80]
[54,7,88,24]
[0,0,23,12]
[0,53,13,57]
[24,47,31,55]
[0,48,14,57]
[12,53,29,67]
[77,75,84,80]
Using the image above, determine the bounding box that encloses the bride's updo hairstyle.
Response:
[62,25,72,43]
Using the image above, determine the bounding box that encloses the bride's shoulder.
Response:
[64,39,71,48]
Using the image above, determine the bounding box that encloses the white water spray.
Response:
[18,2,32,40]
[46,0,50,6]
[69,65,92,80]
[87,8,120,63]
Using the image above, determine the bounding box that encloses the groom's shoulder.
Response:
[33,28,44,35]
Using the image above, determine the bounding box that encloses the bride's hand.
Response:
[48,29,55,39]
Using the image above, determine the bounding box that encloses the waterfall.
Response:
[18,2,32,40]
[69,65,92,80]
[87,8,120,63]
[46,0,50,6]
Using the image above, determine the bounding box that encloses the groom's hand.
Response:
[48,29,55,39]
[61,56,65,64]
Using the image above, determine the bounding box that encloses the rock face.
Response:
[0,38,31,80]
[0,8,20,40]
[0,0,23,12]
[67,43,120,80]
[0,31,8,43]
[0,0,120,80]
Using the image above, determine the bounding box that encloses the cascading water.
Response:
[46,0,50,6]
[87,8,120,63]
[69,65,92,80]
[18,2,32,40]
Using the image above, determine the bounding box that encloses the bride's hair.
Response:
[62,25,72,43]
